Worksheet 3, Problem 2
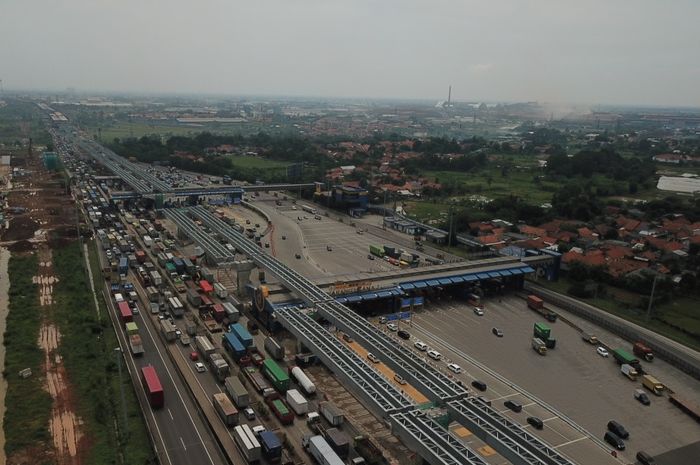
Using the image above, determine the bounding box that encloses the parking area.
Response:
[396,294,700,464]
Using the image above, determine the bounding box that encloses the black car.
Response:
[527,416,544,430]
[604,431,625,450]
[397,330,410,340]
[636,451,656,465]
[471,380,487,391]
[607,420,629,439]
[295,253,301,259]
[504,400,523,413]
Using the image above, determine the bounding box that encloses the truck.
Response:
[168,297,184,317]
[642,374,664,395]
[129,334,144,356]
[118,301,133,324]
[286,389,309,415]
[214,282,228,299]
[532,337,547,355]
[222,302,240,322]
[135,250,146,264]
[209,353,231,381]
[149,270,162,287]
[259,431,283,462]
[612,348,642,372]
[369,245,384,257]
[213,392,238,427]
[265,337,285,361]
[233,424,261,463]
[621,364,638,380]
[224,376,250,408]
[141,365,164,408]
[633,342,654,362]
[196,336,216,358]
[325,428,350,458]
[527,295,557,321]
[303,435,344,465]
[229,323,253,347]
[290,366,316,395]
[160,319,178,342]
[581,332,599,344]
[212,303,225,323]
[319,401,344,426]
[243,366,271,393]
[125,321,139,336]
[223,332,247,360]
[186,289,202,307]
[263,359,290,392]
[118,257,129,275]
[146,286,160,302]
[267,396,294,425]
[533,322,551,341]
[143,235,153,248]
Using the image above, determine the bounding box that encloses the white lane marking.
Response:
[139,302,217,465]
[168,408,174,420]
[554,436,587,448]
[180,436,187,451]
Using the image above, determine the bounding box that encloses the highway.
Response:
[95,239,228,465]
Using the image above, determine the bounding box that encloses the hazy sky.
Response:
[2,0,699,106]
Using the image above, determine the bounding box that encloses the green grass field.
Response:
[52,242,155,464]
[228,155,291,170]
[88,122,200,142]
[3,255,53,456]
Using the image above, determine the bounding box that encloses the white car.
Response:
[195,362,206,372]
[414,341,428,352]
[447,363,462,374]
[387,323,398,332]
[596,347,609,357]
[427,350,442,361]
[473,307,484,316]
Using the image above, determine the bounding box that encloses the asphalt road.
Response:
[98,241,228,465]
[404,294,700,464]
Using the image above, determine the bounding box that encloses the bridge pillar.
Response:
[233,260,256,297]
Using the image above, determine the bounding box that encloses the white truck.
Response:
[234,424,261,463]
[303,435,344,465]
[286,389,309,415]
[621,363,638,380]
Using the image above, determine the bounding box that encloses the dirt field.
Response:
[3,150,86,465]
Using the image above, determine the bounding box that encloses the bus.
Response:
[301,204,317,215]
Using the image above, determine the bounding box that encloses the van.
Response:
[471,380,487,391]
[427,350,441,361]
[604,432,625,450]
[414,341,428,351]
[607,420,629,439]
[367,353,380,364]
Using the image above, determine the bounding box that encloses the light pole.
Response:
[114,347,129,458]
[646,274,658,321]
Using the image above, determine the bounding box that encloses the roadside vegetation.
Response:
[0,100,52,147]
[52,242,155,464]
[3,254,52,456]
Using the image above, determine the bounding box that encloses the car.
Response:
[447,363,461,374]
[175,329,182,337]
[527,416,544,430]
[195,362,206,373]
[326,245,332,251]
[471,379,488,391]
[473,307,484,316]
[281,235,286,240]
[342,333,354,343]
[378,316,387,324]
[607,420,629,439]
[604,431,625,450]
[295,253,301,259]
[158,314,165,320]
[243,408,256,420]
[634,389,651,406]
[265,243,270,248]
[189,352,199,361]
[414,341,428,351]
[394,374,407,385]
[504,400,523,413]
[367,254,375,260]
[635,451,656,465]
[427,350,442,361]
[596,347,609,357]
[492,327,504,337]
[367,353,380,364]
[387,323,398,332]
[397,330,410,340]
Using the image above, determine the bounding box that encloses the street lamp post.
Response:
[114,347,129,458]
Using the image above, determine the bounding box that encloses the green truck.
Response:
[369,245,385,257]
[612,348,642,372]
[262,359,290,392]
[533,322,557,349]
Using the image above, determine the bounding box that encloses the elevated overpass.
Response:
[164,206,578,465]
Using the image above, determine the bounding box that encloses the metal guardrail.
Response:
[162,209,235,264]
[525,282,700,381]
[317,301,467,403]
